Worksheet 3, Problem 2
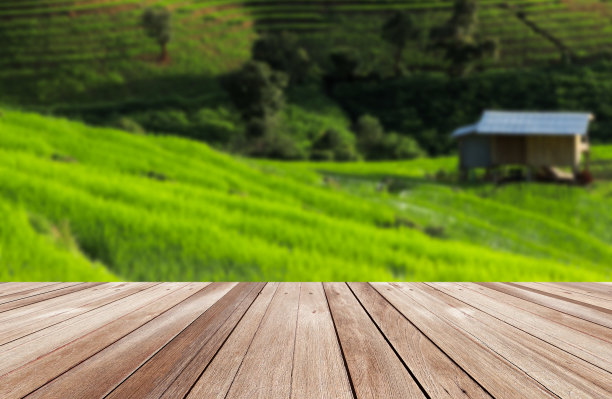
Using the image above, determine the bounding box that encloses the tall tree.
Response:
[252,31,313,84]
[431,0,498,77]
[381,11,419,76]
[142,7,171,62]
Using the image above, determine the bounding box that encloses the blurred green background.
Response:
[1,0,611,281]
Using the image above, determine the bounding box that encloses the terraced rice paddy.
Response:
[2,0,612,106]
[0,110,610,281]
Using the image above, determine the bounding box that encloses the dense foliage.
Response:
[333,63,612,154]
[3,0,612,160]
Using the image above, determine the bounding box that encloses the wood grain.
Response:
[480,282,612,328]
[460,283,612,343]
[349,282,491,399]
[0,283,61,298]
[325,282,425,399]
[158,283,266,399]
[0,283,209,399]
[106,282,265,399]
[551,283,612,299]
[0,282,606,399]
[25,283,236,399]
[428,282,612,372]
[513,283,612,312]
[0,283,196,376]
[0,283,87,309]
[186,283,279,399]
[372,282,555,398]
[401,283,612,398]
[543,282,612,301]
[0,283,155,344]
[224,283,301,399]
[291,282,354,399]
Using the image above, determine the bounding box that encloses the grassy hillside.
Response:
[0,109,610,281]
[3,0,612,105]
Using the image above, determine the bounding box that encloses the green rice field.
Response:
[1,110,610,281]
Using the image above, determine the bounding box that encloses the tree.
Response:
[329,48,360,81]
[381,11,419,76]
[311,128,359,161]
[252,31,314,84]
[222,61,304,158]
[430,0,498,77]
[223,61,288,124]
[141,7,171,62]
[354,114,384,158]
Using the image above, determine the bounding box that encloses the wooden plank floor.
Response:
[0,283,610,398]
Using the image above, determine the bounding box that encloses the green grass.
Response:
[0,109,609,281]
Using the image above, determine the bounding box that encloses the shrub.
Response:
[191,107,243,145]
[382,133,424,159]
[354,114,384,156]
[113,117,145,135]
[312,128,359,161]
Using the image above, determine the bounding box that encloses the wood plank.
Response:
[0,283,144,324]
[539,282,612,303]
[513,283,612,312]
[186,283,279,399]
[0,282,102,313]
[324,282,425,399]
[0,283,81,306]
[550,283,612,299]
[107,282,265,399]
[290,282,354,399]
[25,282,236,399]
[349,283,491,399]
[0,283,209,399]
[371,283,555,398]
[0,283,196,376]
[428,282,612,372]
[158,283,267,398]
[458,283,612,343]
[0,283,61,298]
[224,283,301,399]
[0,282,155,345]
[479,282,612,328]
[399,283,612,398]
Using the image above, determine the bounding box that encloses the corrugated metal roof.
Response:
[452,111,593,138]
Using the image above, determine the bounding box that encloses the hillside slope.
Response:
[2,0,612,105]
[0,110,609,281]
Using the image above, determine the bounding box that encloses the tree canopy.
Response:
[430,0,498,77]
[141,7,172,61]
[381,11,419,76]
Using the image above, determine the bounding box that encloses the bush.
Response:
[248,129,307,160]
[354,114,384,156]
[312,128,359,161]
[382,133,424,159]
[113,117,145,135]
[133,108,190,134]
[191,107,243,145]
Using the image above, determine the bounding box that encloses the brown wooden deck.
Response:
[0,282,610,398]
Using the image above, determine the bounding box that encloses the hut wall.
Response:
[459,136,492,168]
[489,135,580,167]
[525,135,579,167]
[491,136,526,165]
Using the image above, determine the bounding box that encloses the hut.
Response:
[452,111,593,179]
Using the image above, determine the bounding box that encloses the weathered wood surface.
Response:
[0,282,609,399]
